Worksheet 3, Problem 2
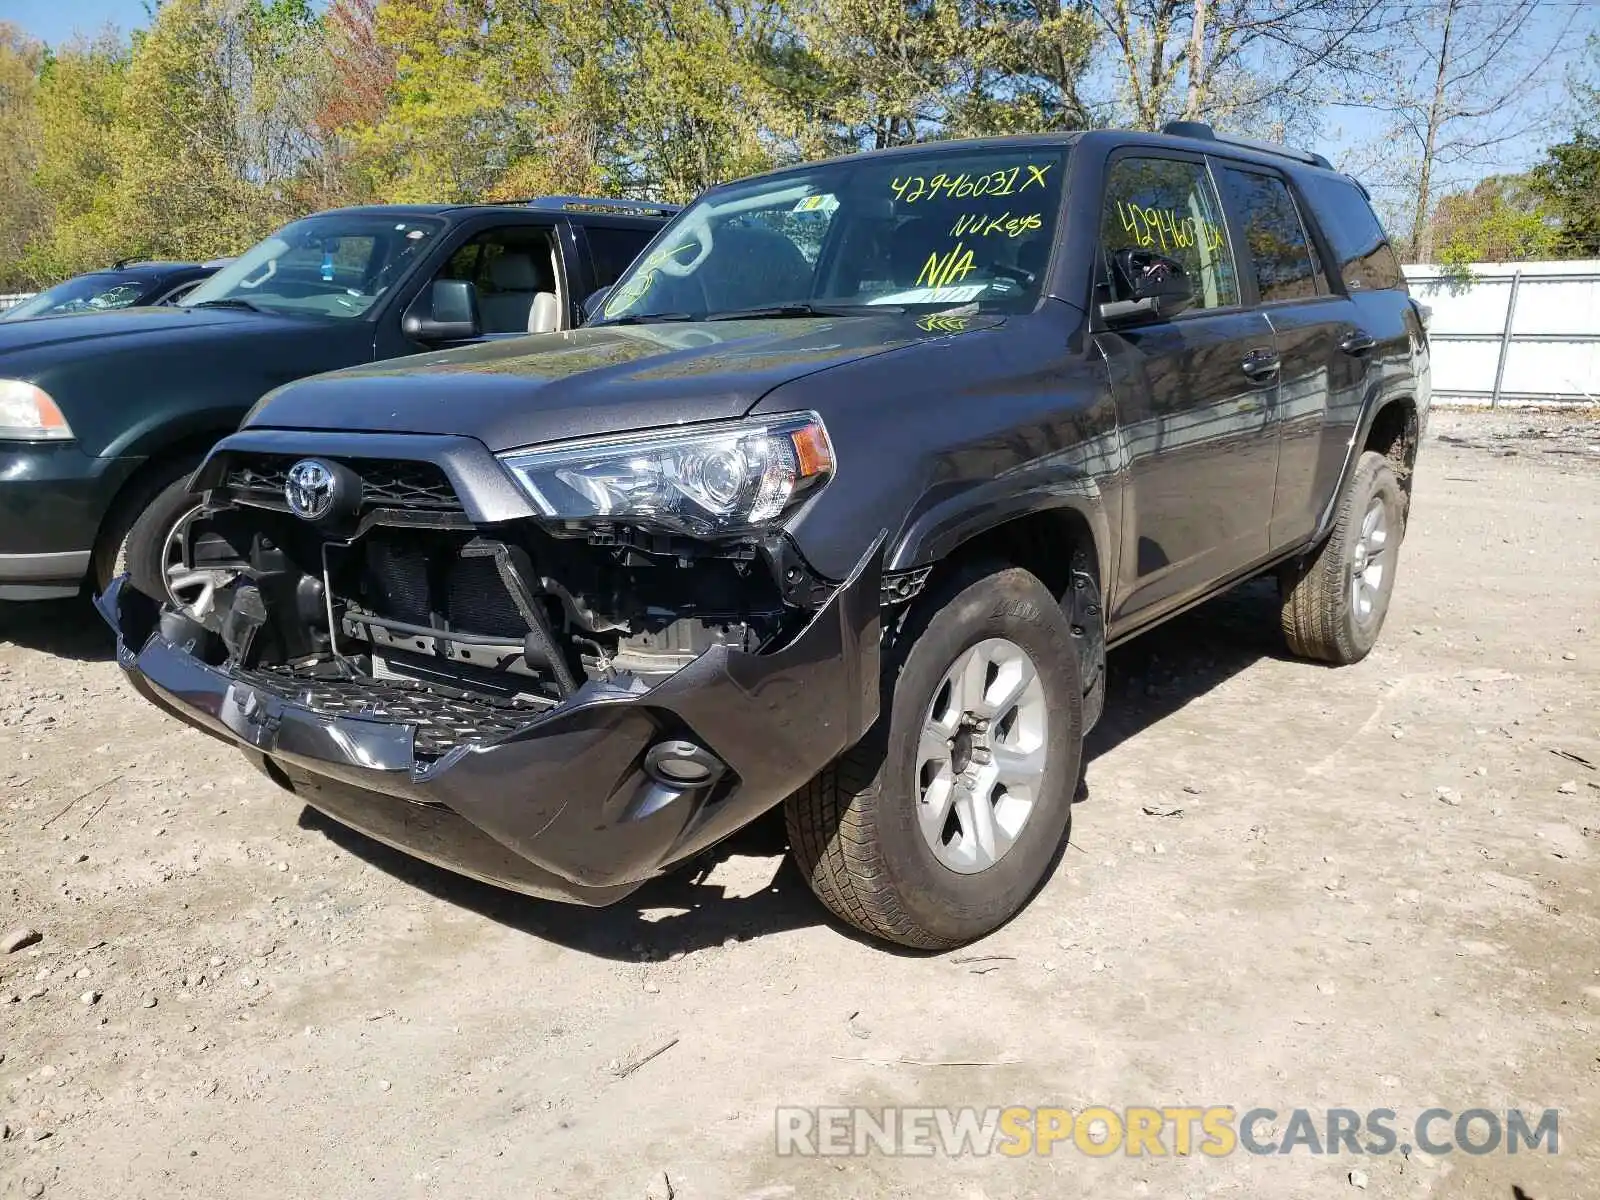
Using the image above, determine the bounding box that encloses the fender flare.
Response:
[1309,384,1419,547]
[884,483,1112,731]
[885,482,1114,588]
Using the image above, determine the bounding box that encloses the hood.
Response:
[244,314,1004,452]
[0,304,281,358]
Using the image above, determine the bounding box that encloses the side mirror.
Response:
[1098,248,1195,324]
[402,279,482,343]
[579,286,611,325]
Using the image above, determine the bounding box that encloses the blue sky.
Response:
[3,0,146,45]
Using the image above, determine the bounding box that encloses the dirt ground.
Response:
[2,409,1598,1200]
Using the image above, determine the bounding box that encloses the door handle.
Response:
[1241,349,1280,381]
[1339,330,1377,356]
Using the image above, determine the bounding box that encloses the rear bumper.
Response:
[97,543,882,905]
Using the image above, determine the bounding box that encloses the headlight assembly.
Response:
[0,380,74,441]
[499,412,834,537]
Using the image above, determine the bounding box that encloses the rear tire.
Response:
[1278,450,1404,664]
[786,564,1083,949]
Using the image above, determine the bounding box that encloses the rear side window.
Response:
[585,225,656,288]
[1298,175,1405,293]
[1218,167,1322,303]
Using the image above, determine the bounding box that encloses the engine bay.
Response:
[168,465,833,758]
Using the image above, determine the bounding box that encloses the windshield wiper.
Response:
[705,303,903,321]
[186,298,269,314]
[595,312,697,326]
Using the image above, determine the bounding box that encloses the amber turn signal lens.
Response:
[790,422,834,478]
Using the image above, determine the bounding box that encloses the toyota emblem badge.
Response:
[284,459,337,521]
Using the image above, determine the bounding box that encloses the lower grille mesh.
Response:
[233,665,545,759]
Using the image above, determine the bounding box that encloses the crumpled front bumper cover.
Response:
[96,541,882,906]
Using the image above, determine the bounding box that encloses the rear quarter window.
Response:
[1217,166,1325,303]
[1300,175,1406,293]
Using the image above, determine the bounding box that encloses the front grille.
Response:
[223,455,462,512]
[233,665,545,759]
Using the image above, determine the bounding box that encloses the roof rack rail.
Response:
[1159,121,1334,171]
[518,195,684,217]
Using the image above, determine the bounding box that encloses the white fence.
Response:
[1405,260,1600,407]
[0,292,34,312]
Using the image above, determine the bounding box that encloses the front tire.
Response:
[1278,449,1405,664]
[786,564,1083,949]
[120,473,209,610]
[93,461,200,595]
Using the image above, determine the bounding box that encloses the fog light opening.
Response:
[643,740,726,789]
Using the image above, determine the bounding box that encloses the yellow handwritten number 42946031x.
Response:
[890,163,1053,206]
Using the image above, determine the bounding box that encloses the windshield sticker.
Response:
[792,193,839,214]
[1116,201,1225,254]
[890,163,1053,206]
[869,284,987,305]
[949,211,1044,239]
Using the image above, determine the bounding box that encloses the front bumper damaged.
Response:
[96,540,882,906]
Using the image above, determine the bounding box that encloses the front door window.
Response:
[1100,157,1240,311]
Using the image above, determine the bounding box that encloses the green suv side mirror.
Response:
[403,279,482,343]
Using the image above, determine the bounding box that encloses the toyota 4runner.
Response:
[99,123,1430,949]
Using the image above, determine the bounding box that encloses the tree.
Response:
[0,25,45,289]
[345,0,551,203]
[113,0,266,258]
[1427,174,1557,266]
[609,0,787,199]
[24,33,129,284]
[760,0,1096,156]
[1522,33,1600,259]
[313,0,395,205]
[109,0,345,259]
[1079,0,1387,134]
[1349,0,1573,264]
[1529,131,1600,258]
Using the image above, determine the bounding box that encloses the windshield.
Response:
[600,145,1067,323]
[2,274,151,321]
[181,214,443,319]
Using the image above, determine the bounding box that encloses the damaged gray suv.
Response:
[100,124,1429,948]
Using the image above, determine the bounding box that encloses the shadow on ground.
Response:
[299,802,824,959]
[1085,576,1290,764]
[0,594,114,662]
[306,576,1293,957]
